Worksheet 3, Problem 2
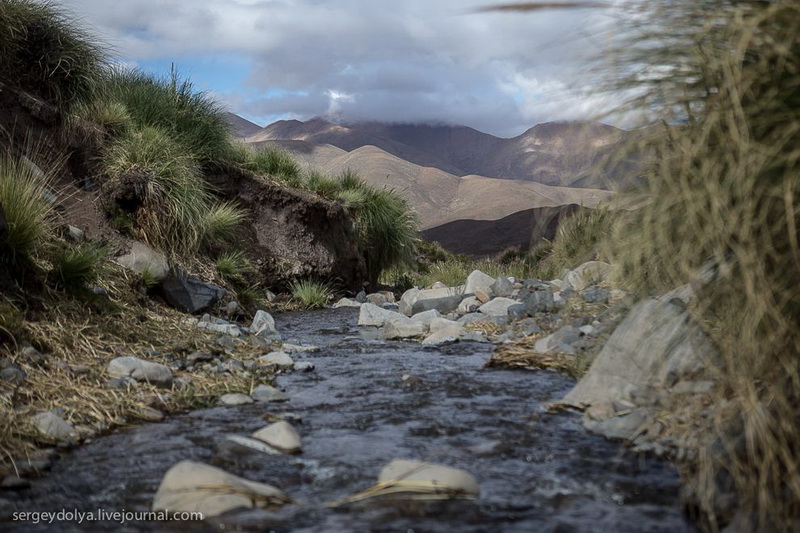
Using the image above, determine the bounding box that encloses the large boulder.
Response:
[383,317,427,340]
[152,460,292,517]
[358,303,405,327]
[464,270,495,295]
[114,241,169,283]
[158,268,226,314]
[107,356,173,388]
[563,289,717,408]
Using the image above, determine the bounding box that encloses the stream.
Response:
[4,308,692,532]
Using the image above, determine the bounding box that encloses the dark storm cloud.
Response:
[58,0,623,136]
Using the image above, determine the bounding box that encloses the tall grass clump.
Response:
[535,208,620,280]
[96,68,233,165]
[597,1,800,530]
[101,125,211,255]
[0,153,54,262]
[0,0,104,108]
[289,279,333,309]
[243,145,303,187]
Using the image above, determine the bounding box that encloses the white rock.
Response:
[409,309,441,326]
[465,270,496,295]
[219,393,253,406]
[478,297,519,317]
[358,303,405,327]
[281,343,320,353]
[430,281,448,289]
[333,297,362,309]
[429,317,462,333]
[378,459,479,498]
[251,384,289,402]
[293,361,315,372]
[421,328,461,346]
[251,421,302,454]
[258,352,295,367]
[107,356,173,388]
[31,412,74,440]
[114,241,169,282]
[152,460,291,517]
[409,286,467,315]
[250,310,277,336]
[399,288,421,316]
[457,296,481,314]
[197,321,242,337]
[218,435,282,455]
[383,317,427,340]
[562,261,613,292]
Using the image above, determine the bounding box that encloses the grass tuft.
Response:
[49,242,108,291]
[289,279,333,309]
[0,153,54,263]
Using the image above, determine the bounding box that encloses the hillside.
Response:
[246,117,636,189]
[252,139,612,230]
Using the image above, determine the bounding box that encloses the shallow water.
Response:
[3,308,692,532]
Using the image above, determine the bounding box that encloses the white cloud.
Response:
[59,0,623,135]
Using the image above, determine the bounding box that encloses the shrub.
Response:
[0,0,104,108]
[101,125,210,255]
[289,279,332,309]
[203,202,248,244]
[600,2,800,529]
[96,67,233,165]
[215,250,254,285]
[244,145,302,185]
[0,153,54,262]
[49,242,108,291]
[535,208,619,280]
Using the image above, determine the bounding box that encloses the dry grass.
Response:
[0,264,279,473]
[488,337,586,379]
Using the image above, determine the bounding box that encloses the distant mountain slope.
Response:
[246,116,635,189]
[422,204,587,257]
[252,139,612,230]
[225,113,263,139]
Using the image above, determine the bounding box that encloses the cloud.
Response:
[59,0,620,136]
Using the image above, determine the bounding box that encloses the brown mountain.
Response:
[422,204,587,257]
[246,117,634,189]
[225,112,263,139]
[251,139,612,231]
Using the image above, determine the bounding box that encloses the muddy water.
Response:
[5,308,692,532]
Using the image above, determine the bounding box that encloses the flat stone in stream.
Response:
[258,351,295,367]
[152,460,292,517]
[251,384,289,402]
[376,459,479,499]
[251,421,302,454]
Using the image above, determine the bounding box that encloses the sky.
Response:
[57,0,626,137]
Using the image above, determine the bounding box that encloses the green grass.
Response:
[0,153,54,262]
[0,0,104,108]
[244,145,302,186]
[203,202,248,244]
[289,279,333,309]
[49,242,108,291]
[95,67,233,166]
[215,250,254,285]
[101,125,211,255]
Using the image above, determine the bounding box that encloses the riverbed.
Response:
[4,308,692,532]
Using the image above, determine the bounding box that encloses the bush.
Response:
[96,67,233,165]
[289,279,332,309]
[215,250,254,285]
[601,2,800,529]
[244,145,302,186]
[49,242,108,291]
[535,208,619,280]
[0,0,104,108]
[101,125,211,255]
[0,153,54,262]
